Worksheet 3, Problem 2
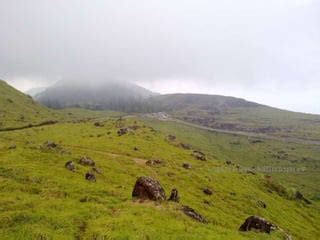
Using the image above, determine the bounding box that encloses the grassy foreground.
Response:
[0,117,319,239]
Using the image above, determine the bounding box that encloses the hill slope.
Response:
[148,94,320,140]
[0,80,62,130]
[0,117,319,239]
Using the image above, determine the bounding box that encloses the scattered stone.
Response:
[79,156,95,166]
[249,139,264,144]
[283,233,293,240]
[167,135,176,141]
[85,172,96,182]
[180,143,191,150]
[133,147,139,151]
[295,191,312,204]
[117,128,128,136]
[65,161,76,172]
[132,176,166,201]
[192,150,206,161]
[203,188,213,195]
[246,170,256,175]
[128,125,140,130]
[257,200,267,208]
[94,122,104,127]
[92,167,102,174]
[230,192,236,196]
[8,145,16,150]
[203,200,211,205]
[145,159,164,167]
[168,188,180,203]
[181,205,208,224]
[44,140,58,148]
[226,160,233,165]
[182,163,192,169]
[239,216,277,233]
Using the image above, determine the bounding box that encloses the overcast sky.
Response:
[0,0,319,114]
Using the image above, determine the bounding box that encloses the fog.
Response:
[0,0,319,113]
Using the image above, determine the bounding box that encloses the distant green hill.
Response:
[148,94,320,140]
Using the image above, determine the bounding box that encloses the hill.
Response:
[35,80,157,111]
[148,94,320,140]
[0,80,63,130]
[0,116,319,239]
[34,80,320,140]
[0,80,124,130]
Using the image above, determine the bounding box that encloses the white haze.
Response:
[0,0,319,114]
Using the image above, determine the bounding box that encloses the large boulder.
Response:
[132,176,166,201]
[239,216,277,233]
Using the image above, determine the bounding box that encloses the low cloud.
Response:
[0,0,319,113]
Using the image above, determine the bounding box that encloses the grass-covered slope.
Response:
[144,118,320,199]
[0,117,318,239]
[0,80,124,130]
[0,80,63,130]
[149,94,320,140]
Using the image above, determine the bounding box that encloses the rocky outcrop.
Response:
[132,176,166,201]
[239,216,277,233]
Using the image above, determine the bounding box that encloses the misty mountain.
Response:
[35,81,158,112]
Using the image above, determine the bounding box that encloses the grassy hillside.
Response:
[144,118,320,199]
[0,117,319,239]
[149,94,320,140]
[0,80,63,129]
[0,80,124,130]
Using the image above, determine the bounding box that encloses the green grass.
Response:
[0,117,319,239]
[144,118,320,198]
